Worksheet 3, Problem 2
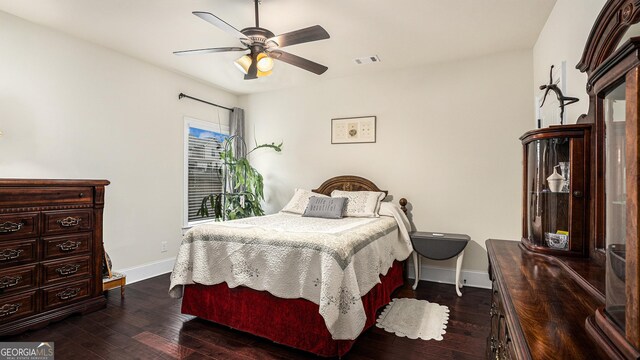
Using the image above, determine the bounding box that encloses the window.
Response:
[184,118,229,226]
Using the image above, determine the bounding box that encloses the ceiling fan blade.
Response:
[193,11,249,43]
[173,47,247,56]
[267,25,330,48]
[269,50,328,75]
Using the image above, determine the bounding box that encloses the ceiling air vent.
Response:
[354,55,381,65]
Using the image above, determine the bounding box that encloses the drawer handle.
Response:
[56,287,81,300]
[55,264,81,276]
[0,221,23,233]
[0,249,24,261]
[57,217,82,227]
[57,240,81,252]
[498,339,509,360]
[489,303,498,317]
[489,335,498,354]
[0,303,21,317]
[0,275,22,289]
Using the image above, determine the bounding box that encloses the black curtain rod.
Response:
[178,93,234,112]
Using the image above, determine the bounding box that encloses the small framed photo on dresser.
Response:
[331,116,376,144]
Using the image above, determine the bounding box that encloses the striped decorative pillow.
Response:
[302,196,347,219]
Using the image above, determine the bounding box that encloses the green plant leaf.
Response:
[247,142,283,155]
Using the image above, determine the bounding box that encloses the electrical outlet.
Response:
[161,241,168,253]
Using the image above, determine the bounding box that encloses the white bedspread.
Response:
[169,202,413,340]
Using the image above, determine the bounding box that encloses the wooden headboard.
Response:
[312,175,407,214]
[312,175,386,196]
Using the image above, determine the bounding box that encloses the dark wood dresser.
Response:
[0,179,109,335]
[486,239,609,359]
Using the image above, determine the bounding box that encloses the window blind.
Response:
[187,127,229,223]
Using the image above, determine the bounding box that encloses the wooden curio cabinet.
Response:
[520,125,591,256]
[576,0,640,358]
[583,37,640,360]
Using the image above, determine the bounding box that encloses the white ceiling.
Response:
[0,0,556,95]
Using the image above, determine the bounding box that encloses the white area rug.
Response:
[375,298,449,341]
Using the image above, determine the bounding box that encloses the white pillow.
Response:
[281,189,328,215]
[330,190,386,217]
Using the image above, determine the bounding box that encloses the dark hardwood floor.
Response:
[2,274,491,359]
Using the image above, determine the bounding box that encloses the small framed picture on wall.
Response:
[331,116,376,144]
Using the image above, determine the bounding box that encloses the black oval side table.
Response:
[410,231,470,296]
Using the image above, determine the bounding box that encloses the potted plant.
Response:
[197,138,282,220]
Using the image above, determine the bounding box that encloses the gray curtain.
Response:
[229,107,245,157]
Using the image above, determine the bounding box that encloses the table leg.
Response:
[455,250,465,297]
[412,251,419,290]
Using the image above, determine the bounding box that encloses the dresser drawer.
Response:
[42,279,90,311]
[0,240,36,268]
[42,233,91,260]
[43,210,92,235]
[0,291,37,324]
[0,187,93,207]
[41,256,91,285]
[0,213,38,241]
[0,264,37,296]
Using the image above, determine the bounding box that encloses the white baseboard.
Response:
[407,263,492,290]
[111,257,492,290]
[114,257,175,284]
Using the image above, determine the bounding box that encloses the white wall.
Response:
[240,49,533,273]
[0,11,238,273]
[533,0,606,124]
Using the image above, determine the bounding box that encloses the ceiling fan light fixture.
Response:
[234,55,252,74]
[257,52,274,72]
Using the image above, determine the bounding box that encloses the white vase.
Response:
[547,165,564,193]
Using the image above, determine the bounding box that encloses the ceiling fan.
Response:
[174,0,330,80]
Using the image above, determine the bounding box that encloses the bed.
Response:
[169,176,412,357]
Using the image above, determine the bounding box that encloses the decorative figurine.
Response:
[547,165,564,193]
[539,65,580,125]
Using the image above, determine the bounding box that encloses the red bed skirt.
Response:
[181,260,405,357]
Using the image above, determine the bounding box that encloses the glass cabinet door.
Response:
[603,81,627,329]
[526,137,571,250]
